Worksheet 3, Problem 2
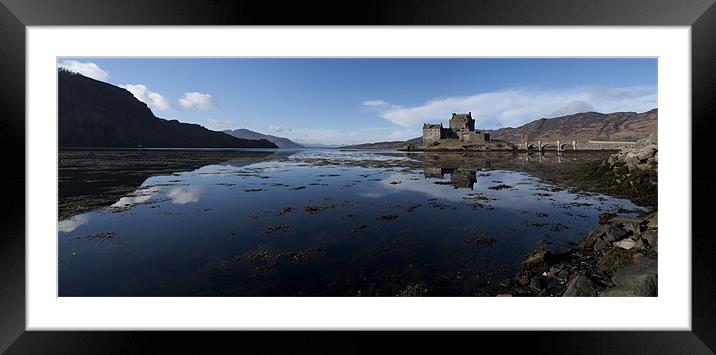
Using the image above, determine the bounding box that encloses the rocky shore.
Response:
[502,135,658,297]
[591,135,658,208]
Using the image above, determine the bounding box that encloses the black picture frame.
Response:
[1,0,714,353]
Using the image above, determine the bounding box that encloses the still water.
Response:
[58,149,643,296]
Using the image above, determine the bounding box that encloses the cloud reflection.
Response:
[168,185,203,204]
[58,214,90,233]
[111,186,162,208]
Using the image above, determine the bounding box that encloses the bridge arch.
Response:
[540,143,556,151]
[559,142,577,151]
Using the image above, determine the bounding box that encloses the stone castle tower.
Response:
[422,112,490,145]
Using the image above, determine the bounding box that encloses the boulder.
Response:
[562,275,595,297]
[624,156,640,170]
[529,278,543,293]
[582,226,608,248]
[612,217,643,235]
[522,249,548,269]
[613,238,644,250]
[636,146,657,161]
[604,225,629,242]
[641,229,658,250]
[593,237,608,252]
[599,258,657,297]
[598,248,633,273]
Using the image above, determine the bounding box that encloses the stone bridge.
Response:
[518,140,638,152]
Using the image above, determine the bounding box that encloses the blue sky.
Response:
[58,58,657,145]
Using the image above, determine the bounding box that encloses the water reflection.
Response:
[168,185,203,204]
[110,185,161,208]
[58,213,89,233]
[423,167,477,189]
[58,149,641,297]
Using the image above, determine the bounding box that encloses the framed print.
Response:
[1,0,715,353]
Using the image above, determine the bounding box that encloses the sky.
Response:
[58,58,657,146]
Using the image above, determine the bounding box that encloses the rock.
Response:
[496,294,512,297]
[517,274,530,286]
[598,248,633,273]
[557,270,569,280]
[522,249,548,269]
[582,226,608,248]
[636,146,656,160]
[611,217,643,235]
[635,162,652,171]
[552,245,572,257]
[599,212,617,225]
[604,225,629,242]
[624,156,640,170]
[599,258,657,297]
[562,275,595,297]
[643,135,657,145]
[641,229,658,250]
[632,253,644,263]
[529,278,543,293]
[593,237,608,252]
[614,237,644,250]
[646,213,658,229]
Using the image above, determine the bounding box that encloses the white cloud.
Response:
[122,84,172,111]
[360,100,395,110]
[58,60,110,81]
[548,100,596,117]
[367,86,657,129]
[268,125,292,132]
[178,92,216,110]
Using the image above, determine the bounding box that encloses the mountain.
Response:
[340,109,657,149]
[223,128,303,148]
[340,137,422,149]
[58,69,277,148]
[487,109,657,143]
[299,143,341,148]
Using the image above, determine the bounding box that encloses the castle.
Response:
[422,112,490,146]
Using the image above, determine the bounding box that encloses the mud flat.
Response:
[58,149,282,220]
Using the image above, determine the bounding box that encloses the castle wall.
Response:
[422,127,442,145]
[441,128,459,139]
[461,131,487,143]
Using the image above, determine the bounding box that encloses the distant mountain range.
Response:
[340,109,657,149]
[487,109,657,143]
[223,128,303,148]
[58,69,277,148]
[341,137,422,149]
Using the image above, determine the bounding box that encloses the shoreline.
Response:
[502,135,658,297]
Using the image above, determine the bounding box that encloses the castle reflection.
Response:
[423,167,477,189]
